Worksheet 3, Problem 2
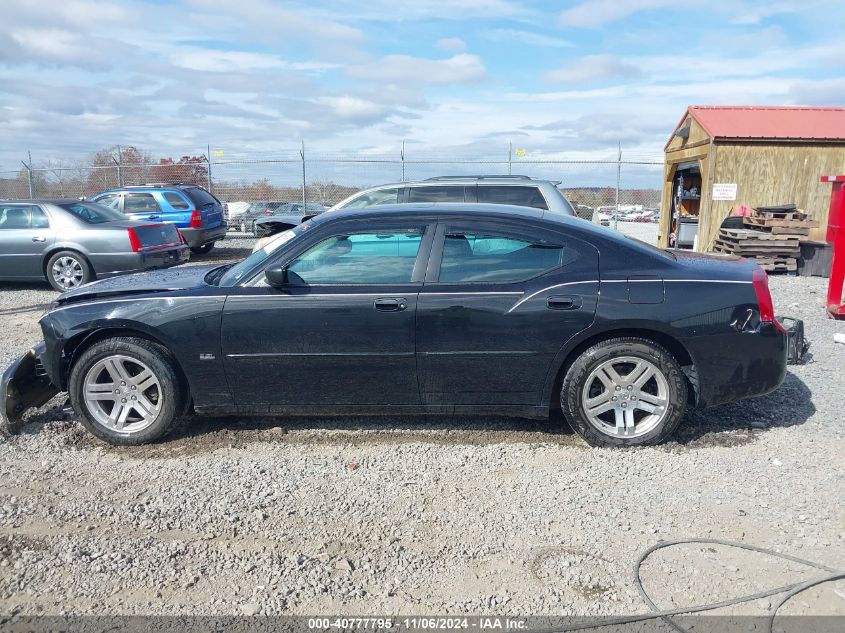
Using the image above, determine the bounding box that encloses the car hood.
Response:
[55,264,219,305]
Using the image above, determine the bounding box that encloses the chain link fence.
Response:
[0,144,664,222]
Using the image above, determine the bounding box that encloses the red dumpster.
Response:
[821,175,845,319]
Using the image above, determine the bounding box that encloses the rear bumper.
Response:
[90,245,190,278]
[1,343,59,435]
[180,225,227,248]
[684,321,790,408]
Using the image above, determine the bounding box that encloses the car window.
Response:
[343,188,400,209]
[438,231,563,283]
[408,186,465,203]
[288,231,423,285]
[92,193,121,210]
[163,192,190,210]
[0,205,40,230]
[31,208,50,228]
[124,193,161,213]
[183,187,219,207]
[57,202,125,223]
[477,186,548,210]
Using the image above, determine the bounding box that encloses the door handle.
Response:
[31,236,46,243]
[374,297,408,312]
[547,295,581,310]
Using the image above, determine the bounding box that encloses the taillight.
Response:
[189,210,203,228]
[752,268,787,333]
[127,228,141,252]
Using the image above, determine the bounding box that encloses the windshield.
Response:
[218,227,301,286]
[58,201,125,224]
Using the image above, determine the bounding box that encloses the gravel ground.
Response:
[1,228,843,618]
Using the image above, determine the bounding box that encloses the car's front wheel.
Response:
[190,243,214,255]
[69,337,186,445]
[561,337,687,447]
[46,250,93,292]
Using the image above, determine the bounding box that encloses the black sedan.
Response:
[1,203,790,446]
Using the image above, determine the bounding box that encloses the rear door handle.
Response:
[31,236,46,243]
[374,297,408,312]
[547,295,581,310]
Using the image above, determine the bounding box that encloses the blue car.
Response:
[91,184,226,254]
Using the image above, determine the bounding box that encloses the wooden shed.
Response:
[658,106,845,251]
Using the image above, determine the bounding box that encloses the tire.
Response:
[45,250,93,292]
[69,337,186,446]
[561,337,687,447]
[190,243,214,255]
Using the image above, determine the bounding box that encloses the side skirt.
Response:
[194,403,550,420]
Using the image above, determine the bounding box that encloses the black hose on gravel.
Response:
[559,538,844,633]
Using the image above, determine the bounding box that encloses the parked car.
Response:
[253,202,326,237]
[325,175,575,216]
[0,199,188,291]
[2,203,792,447]
[224,201,251,229]
[90,184,226,255]
[235,201,292,234]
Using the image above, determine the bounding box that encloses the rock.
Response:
[240,602,260,616]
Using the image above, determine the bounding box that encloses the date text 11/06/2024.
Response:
[307,617,529,630]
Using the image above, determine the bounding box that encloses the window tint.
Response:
[93,193,120,209]
[477,186,548,210]
[124,193,161,213]
[288,231,423,285]
[58,202,124,223]
[408,186,465,203]
[183,187,219,207]
[0,205,40,230]
[438,232,563,283]
[343,188,400,209]
[31,208,50,228]
[163,192,190,210]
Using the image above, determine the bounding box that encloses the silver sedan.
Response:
[0,199,189,291]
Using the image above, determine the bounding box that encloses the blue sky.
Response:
[1,0,843,172]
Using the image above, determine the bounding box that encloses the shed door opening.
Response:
[669,160,701,249]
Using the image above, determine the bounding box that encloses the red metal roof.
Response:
[668,106,845,148]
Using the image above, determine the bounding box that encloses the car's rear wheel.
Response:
[190,243,214,255]
[46,250,92,292]
[69,337,185,445]
[561,337,687,447]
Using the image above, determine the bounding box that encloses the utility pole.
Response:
[112,145,123,187]
[22,150,33,199]
[614,142,621,232]
[508,141,513,175]
[401,140,405,181]
[206,144,213,192]
[300,139,307,207]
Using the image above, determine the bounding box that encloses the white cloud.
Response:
[172,49,338,73]
[545,55,643,84]
[318,96,389,122]
[435,37,467,53]
[483,28,572,48]
[347,54,486,84]
[560,0,673,28]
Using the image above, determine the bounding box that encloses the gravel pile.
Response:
[0,232,843,617]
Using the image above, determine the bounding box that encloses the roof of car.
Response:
[0,199,89,205]
[312,202,570,225]
[356,175,561,190]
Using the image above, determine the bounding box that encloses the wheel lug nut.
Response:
[621,403,627,408]
[615,386,621,391]
[627,385,633,390]
[611,396,617,401]
[131,385,136,390]
[114,389,120,394]
[121,381,126,386]
[121,398,127,403]
[131,396,136,400]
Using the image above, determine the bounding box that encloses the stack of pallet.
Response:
[713,204,818,273]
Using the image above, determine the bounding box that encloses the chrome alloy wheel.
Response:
[83,355,163,433]
[51,256,84,289]
[581,356,670,438]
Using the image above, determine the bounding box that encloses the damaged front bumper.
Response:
[1,343,60,435]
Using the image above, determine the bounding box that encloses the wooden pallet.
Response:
[744,216,819,230]
[718,228,800,243]
[753,209,807,221]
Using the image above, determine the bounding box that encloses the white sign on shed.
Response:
[712,183,737,201]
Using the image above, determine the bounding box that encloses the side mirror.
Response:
[264,265,289,288]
